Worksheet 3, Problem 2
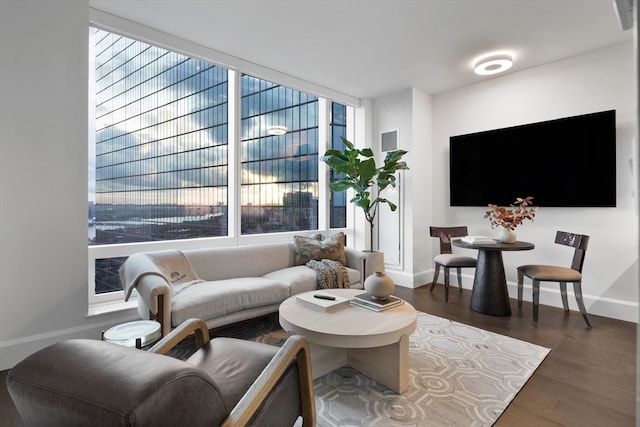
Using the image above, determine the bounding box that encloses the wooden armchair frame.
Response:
[149,318,316,427]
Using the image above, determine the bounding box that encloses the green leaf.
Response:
[357,158,376,185]
[329,180,355,192]
[355,198,371,211]
[360,148,374,157]
[384,150,409,164]
[340,137,355,150]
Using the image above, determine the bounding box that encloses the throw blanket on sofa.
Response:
[120,249,203,303]
[305,259,350,289]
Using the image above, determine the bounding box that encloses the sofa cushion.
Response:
[185,243,295,281]
[171,278,289,326]
[294,232,347,266]
[263,265,361,294]
[262,266,318,295]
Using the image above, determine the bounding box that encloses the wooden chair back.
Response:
[429,226,469,255]
[555,231,590,273]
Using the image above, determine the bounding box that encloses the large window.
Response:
[88,28,351,302]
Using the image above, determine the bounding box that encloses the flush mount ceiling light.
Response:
[267,125,288,136]
[473,54,514,76]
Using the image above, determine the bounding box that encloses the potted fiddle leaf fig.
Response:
[321,137,409,252]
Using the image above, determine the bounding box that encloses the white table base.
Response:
[306,334,410,393]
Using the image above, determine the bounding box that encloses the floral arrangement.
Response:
[484,196,538,230]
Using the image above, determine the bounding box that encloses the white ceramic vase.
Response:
[498,227,517,243]
[364,271,395,300]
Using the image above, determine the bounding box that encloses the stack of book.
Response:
[296,292,350,312]
[350,293,404,312]
[461,235,497,244]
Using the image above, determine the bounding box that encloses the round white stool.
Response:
[102,320,161,349]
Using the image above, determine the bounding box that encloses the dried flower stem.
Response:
[484,196,538,230]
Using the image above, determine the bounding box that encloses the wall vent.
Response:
[381,130,398,152]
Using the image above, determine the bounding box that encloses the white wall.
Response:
[0,0,139,371]
[429,42,638,322]
[371,42,637,323]
[373,88,434,287]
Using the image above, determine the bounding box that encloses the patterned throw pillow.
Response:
[294,232,347,266]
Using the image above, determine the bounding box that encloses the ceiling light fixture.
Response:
[473,54,514,76]
[267,125,288,136]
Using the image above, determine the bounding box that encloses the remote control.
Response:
[313,294,336,301]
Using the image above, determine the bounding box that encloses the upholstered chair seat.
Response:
[517,265,582,282]
[429,226,477,302]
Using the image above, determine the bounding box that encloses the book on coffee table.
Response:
[296,292,350,312]
[350,293,404,312]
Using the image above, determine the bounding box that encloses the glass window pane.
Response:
[240,75,319,234]
[330,102,347,228]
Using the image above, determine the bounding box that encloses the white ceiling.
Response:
[89,0,633,100]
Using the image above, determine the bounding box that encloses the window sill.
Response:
[88,299,138,317]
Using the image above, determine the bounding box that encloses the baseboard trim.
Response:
[510,282,638,324]
[398,270,638,324]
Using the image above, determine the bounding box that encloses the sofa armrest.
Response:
[344,247,366,283]
[134,274,172,336]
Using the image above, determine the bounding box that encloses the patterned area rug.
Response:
[164,313,287,360]
[166,312,550,426]
[314,313,549,426]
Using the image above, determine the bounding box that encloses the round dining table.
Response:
[452,239,534,316]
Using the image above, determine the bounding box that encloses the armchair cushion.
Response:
[188,337,301,424]
[6,339,226,426]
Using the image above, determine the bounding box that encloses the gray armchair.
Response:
[6,318,316,427]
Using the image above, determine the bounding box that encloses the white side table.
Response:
[102,320,161,349]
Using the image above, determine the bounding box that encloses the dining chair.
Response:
[517,231,592,328]
[429,226,477,302]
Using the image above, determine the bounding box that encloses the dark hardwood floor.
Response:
[1,285,636,427]
[394,285,637,427]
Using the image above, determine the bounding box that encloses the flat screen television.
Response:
[449,110,617,207]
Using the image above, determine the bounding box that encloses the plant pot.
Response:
[362,251,385,278]
[364,271,395,300]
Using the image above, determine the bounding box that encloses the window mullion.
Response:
[228,70,240,241]
[317,98,329,232]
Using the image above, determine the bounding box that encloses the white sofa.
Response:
[121,238,382,336]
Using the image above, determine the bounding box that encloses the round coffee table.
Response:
[279,288,417,393]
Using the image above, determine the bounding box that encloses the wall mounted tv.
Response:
[449,109,617,208]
